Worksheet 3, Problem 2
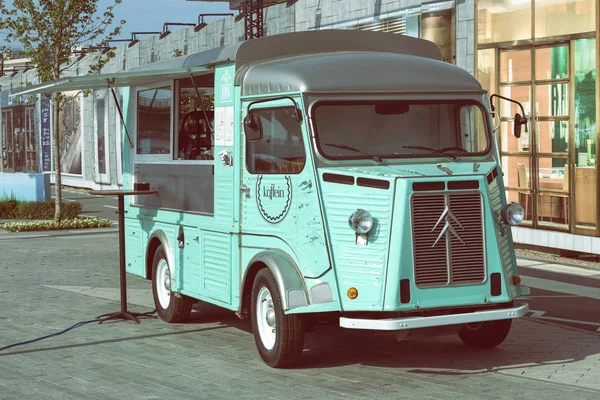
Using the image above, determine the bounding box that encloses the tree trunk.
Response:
[53,95,62,222]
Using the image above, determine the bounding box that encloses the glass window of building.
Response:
[478,0,531,44]
[95,90,109,180]
[536,0,596,38]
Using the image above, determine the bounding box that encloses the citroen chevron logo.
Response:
[431,206,465,247]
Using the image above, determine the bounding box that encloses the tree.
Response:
[0,0,125,221]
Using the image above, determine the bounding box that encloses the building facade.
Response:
[0,0,598,253]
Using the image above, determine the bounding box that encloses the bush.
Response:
[0,218,113,232]
[0,200,82,220]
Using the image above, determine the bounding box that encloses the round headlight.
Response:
[349,209,374,234]
[501,202,524,226]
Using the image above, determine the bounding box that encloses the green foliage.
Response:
[0,0,126,82]
[0,0,126,222]
[0,218,113,232]
[0,200,82,220]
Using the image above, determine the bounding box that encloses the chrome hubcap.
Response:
[156,259,171,310]
[256,286,276,350]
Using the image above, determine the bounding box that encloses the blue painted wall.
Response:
[0,173,51,201]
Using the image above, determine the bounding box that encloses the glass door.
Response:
[534,45,570,229]
[498,49,535,225]
[573,38,597,231]
[498,45,571,230]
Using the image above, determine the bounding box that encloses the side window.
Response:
[177,82,214,161]
[459,105,488,152]
[246,107,306,174]
[137,86,171,155]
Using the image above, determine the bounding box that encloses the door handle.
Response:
[240,184,251,198]
[177,226,185,249]
[298,180,312,190]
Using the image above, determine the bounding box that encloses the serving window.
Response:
[136,86,172,157]
[176,76,214,161]
[134,75,215,163]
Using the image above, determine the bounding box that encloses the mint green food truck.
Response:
[17,30,530,368]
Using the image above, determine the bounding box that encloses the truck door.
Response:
[240,98,330,280]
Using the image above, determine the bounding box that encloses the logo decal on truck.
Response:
[256,175,292,223]
[432,205,465,247]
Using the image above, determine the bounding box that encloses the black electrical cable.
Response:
[0,309,157,352]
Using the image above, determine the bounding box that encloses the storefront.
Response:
[0,93,37,173]
[477,0,600,247]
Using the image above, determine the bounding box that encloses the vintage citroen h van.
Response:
[16,30,529,368]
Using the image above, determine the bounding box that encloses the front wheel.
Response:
[151,245,193,323]
[251,269,305,368]
[458,319,512,348]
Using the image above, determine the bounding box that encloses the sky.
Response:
[1,0,234,48]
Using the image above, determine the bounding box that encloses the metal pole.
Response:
[118,195,128,314]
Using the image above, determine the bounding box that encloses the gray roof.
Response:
[239,51,483,95]
[12,30,449,96]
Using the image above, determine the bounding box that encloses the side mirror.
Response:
[244,112,263,142]
[490,94,529,139]
[513,113,528,139]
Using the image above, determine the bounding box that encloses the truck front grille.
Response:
[411,191,486,287]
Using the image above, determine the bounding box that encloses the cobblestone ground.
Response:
[1,231,599,400]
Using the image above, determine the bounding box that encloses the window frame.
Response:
[174,78,215,164]
[94,89,110,184]
[311,99,493,162]
[245,105,307,175]
[134,80,174,163]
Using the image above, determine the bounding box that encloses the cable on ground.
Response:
[0,309,157,352]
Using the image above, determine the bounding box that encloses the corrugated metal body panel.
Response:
[202,232,232,304]
[124,219,144,276]
[321,181,394,310]
[488,176,519,297]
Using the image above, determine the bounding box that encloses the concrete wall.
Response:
[0,0,476,191]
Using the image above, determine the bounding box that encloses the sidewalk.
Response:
[0,231,599,400]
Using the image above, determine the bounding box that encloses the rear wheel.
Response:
[151,245,193,323]
[251,269,305,368]
[458,319,512,348]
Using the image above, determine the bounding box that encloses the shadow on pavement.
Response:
[180,302,599,374]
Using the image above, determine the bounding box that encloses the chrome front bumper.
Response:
[339,303,529,331]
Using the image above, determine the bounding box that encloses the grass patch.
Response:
[0,200,82,220]
[0,218,113,232]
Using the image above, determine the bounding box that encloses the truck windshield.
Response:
[313,100,490,161]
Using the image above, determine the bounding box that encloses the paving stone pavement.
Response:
[1,231,599,400]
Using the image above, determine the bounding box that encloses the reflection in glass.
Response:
[535,46,568,81]
[500,50,531,83]
[314,102,490,161]
[537,156,569,226]
[478,0,531,44]
[500,85,531,117]
[96,95,106,174]
[477,49,496,92]
[502,156,531,221]
[501,120,529,153]
[574,38,596,168]
[535,0,596,38]
[536,84,569,117]
[537,121,568,154]
[137,87,172,155]
[573,38,596,228]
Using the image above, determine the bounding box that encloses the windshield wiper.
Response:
[324,143,383,164]
[400,146,457,161]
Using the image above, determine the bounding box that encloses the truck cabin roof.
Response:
[11,30,482,97]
